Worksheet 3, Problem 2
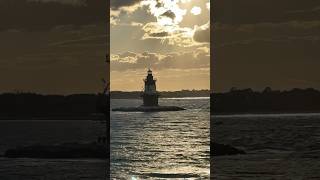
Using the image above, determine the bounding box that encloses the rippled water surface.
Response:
[213,113,320,179]
[0,120,106,180]
[111,98,210,179]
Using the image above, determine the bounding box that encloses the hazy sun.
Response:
[140,0,209,46]
[190,6,201,15]
[142,0,187,26]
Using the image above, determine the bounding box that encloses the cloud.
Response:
[109,0,142,19]
[0,0,106,31]
[142,22,208,47]
[214,36,320,91]
[110,0,141,10]
[139,1,210,46]
[161,10,176,19]
[214,21,320,46]
[214,0,320,25]
[112,21,144,27]
[0,26,107,94]
[111,0,210,47]
[193,22,210,43]
[111,47,210,71]
[213,11,320,91]
[141,0,187,25]
[110,0,143,26]
[119,51,137,58]
[149,31,169,37]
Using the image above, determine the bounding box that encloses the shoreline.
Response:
[0,114,106,121]
[2,111,320,120]
[212,111,320,116]
[110,96,210,99]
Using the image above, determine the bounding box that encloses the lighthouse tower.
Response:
[142,69,159,106]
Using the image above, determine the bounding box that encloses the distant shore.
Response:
[212,88,320,114]
[2,88,320,119]
[0,114,106,120]
[212,111,320,116]
[110,90,210,99]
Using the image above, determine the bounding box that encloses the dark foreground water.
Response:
[0,120,106,180]
[213,113,320,180]
[111,98,210,179]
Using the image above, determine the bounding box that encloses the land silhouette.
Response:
[111,89,210,99]
[0,93,101,119]
[0,90,209,119]
[1,88,320,119]
[212,87,320,114]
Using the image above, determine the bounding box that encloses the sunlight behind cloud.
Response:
[110,0,210,91]
[139,0,210,47]
[191,6,202,15]
[141,0,187,25]
[180,0,191,3]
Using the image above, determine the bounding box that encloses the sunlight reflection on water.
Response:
[110,98,210,179]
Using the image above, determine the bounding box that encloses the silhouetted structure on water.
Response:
[142,69,159,106]
[112,69,185,112]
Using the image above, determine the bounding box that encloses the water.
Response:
[213,113,320,179]
[1,100,318,179]
[0,120,106,180]
[110,98,210,179]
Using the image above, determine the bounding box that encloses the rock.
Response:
[212,143,246,156]
[112,105,185,112]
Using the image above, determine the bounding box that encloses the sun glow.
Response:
[206,2,210,10]
[191,6,201,15]
[141,0,187,26]
[139,0,209,47]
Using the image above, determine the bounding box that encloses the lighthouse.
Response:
[142,69,159,106]
[112,69,185,111]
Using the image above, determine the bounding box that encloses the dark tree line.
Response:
[2,88,320,118]
[111,90,210,99]
[211,88,320,114]
[0,90,208,118]
[0,93,100,118]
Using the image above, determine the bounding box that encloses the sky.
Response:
[0,0,107,94]
[110,0,210,91]
[214,0,320,92]
[2,0,319,93]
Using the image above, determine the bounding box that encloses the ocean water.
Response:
[213,113,320,180]
[1,100,318,179]
[0,120,106,180]
[110,98,210,179]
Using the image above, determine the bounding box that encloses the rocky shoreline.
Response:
[112,105,185,112]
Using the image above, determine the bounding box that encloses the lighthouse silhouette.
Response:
[142,69,159,106]
[112,68,185,111]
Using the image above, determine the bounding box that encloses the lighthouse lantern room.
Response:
[142,69,159,106]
